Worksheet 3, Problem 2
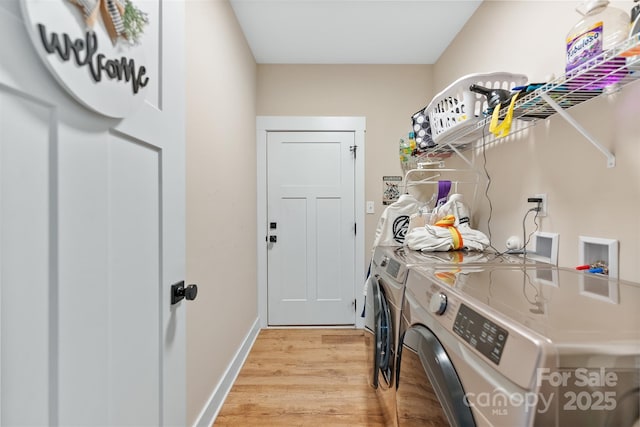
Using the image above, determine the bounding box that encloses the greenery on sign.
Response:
[122,0,149,44]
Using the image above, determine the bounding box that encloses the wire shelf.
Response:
[423,35,640,159]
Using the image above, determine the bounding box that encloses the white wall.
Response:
[184,2,640,423]
[257,64,434,260]
[185,1,258,425]
[435,0,640,281]
[255,2,640,282]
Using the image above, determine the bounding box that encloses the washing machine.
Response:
[365,246,411,426]
[364,246,545,426]
[396,263,640,427]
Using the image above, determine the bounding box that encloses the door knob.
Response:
[171,281,198,305]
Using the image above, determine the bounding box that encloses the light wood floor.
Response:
[214,328,386,426]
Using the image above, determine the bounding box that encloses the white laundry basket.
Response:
[426,72,528,145]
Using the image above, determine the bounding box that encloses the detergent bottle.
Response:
[566,0,629,89]
[408,131,416,153]
[399,137,410,168]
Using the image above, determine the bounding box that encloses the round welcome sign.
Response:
[21,0,150,118]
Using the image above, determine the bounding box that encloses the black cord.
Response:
[481,123,501,254]
[521,207,540,251]
[522,269,539,305]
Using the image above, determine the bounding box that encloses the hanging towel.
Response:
[435,180,451,208]
[372,194,421,249]
[432,193,471,227]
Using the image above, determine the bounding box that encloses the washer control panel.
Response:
[453,303,509,365]
[372,249,408,283]
[386,257,400,278]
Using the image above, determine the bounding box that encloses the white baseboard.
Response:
[192,317,261,427]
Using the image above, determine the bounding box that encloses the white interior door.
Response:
[267,131,356,326]
[0,2,186,426]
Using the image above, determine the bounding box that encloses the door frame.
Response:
[256,116,366,329]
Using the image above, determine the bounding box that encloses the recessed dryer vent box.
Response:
[525,232,559,265]
[578,236,618,278]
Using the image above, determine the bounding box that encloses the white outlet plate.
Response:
[366,201,375,214]
[534,193,547,217]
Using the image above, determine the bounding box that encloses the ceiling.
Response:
[229,0,484,64]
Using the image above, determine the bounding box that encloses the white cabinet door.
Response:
[0,1,186,425]
[267,131,356,326]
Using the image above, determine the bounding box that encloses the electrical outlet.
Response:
[366,201,375,214]
[534,193,547,217]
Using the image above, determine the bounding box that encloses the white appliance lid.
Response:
[411,265,640,349]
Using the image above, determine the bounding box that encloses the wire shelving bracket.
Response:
[538,92,616,168]
[423,35,640,169]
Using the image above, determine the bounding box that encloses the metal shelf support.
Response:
[538,92,616,168]
[446,142,474,168]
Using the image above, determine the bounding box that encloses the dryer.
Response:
[396,264,640,427]
[365,246,544,426]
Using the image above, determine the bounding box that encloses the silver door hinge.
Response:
[352,299,357,312]
[349,145,357,159]
[354,222,357,235]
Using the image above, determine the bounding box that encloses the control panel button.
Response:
[429,292,448,315]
